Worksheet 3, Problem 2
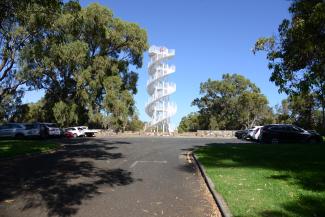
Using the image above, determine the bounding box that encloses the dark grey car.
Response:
[259,124,323,144]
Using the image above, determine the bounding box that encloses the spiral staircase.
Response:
[145,46,177,133]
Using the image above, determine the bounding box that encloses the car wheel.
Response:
[271,138,279,144]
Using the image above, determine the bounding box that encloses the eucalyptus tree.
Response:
[253,0,325,131]
[192,74,270,130]
[21,2,148,130]
[178,112,201,133]
[275,93,319,130]
[0,0,61,120]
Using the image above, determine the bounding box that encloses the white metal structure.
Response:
[145,46,177,133]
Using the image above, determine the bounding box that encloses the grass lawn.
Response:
[195,142,325,217]
[0,139,60,158]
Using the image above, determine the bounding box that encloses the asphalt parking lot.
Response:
[0,137,245,217]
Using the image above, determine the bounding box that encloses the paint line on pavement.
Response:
[130,161,138,168]
[130,160,167,168]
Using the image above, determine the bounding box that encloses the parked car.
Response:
[22,123,51,138]
[43,123,61,137]
[64,131,74,138]
[247,126,263,140]
[65,127,85,137]
[235,129,249,139]
[24,123,42,137]
[83,126,100,137]
[258,124,322,144]
[75,126,100,137]
[0,123,27,138]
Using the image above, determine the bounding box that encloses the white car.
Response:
[65,127,85,137]
[248,126,263,140]
[78,126,98,136]
[76,126,100,137]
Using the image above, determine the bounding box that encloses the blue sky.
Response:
[24,0,291,127]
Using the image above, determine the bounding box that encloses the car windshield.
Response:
[9,124,24,129]
[46,123,58,128]
[66,128,75,131]
[24,124,38,130]
[270,125,284,131]
[292,126,305,132]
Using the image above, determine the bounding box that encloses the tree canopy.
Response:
[0,0,62,121]
[192,74,271,130]
[253,0,325,131]
[177,112,201,133]
[275,92,322,131]
[0,1,148,130]
[125,114,145,132]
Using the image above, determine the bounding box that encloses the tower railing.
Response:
[145,46,177,132]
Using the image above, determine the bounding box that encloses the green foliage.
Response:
[178,112,200,133]
[125,115,145,132]
[259,107,276,125]
[19,2,148,129]
[9,104,30,123]
[103,76,135,132]
[238,91,270,128]
[275,93,323,132]
[0,0,62,122]
[254,0,325,130]
[288,93,318,129]
[52,101,78,127]
[274,99,293,124]
[0,90,23,122]
[27,100,47,122]
[192,74,271,130]
[8,99,46,123]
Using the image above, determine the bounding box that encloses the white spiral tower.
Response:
[145,46,177,133]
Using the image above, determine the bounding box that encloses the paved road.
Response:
[0,137,243,217]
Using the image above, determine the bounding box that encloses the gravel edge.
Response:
[192,152,233,217]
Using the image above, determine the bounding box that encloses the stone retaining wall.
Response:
[96,130,237,138]
[197,130,236,138]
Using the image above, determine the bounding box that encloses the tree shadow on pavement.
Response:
[0,139,134,217]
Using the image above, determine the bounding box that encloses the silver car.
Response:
[24,123,61,138]
[23,123,45,137]
[43,123,61,136]
[0,123,27,138]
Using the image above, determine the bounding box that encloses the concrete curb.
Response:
[192,152,233,217]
